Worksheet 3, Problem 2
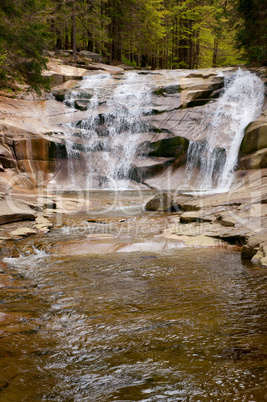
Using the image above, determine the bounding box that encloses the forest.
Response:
[0,0,266,91]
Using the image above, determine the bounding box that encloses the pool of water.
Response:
[1,244,266,401]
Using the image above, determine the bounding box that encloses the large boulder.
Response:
[79,51,102,62]
[239,114,267,156]
[238,111,267,169]
[145,192,173,211]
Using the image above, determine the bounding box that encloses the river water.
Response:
[0,192,266,401]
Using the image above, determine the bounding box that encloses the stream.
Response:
[0,191,267,401]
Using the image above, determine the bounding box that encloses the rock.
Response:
[180,211,212,223]
[252,244,267,266]
[79,51,102,62]
[9,227,37,237]
[241,233,267,260]
[131,157,174,182]
[83,63,124,74]
[217,213,237,227]
[74,100,89,111]
[0,143,17,169]
[239,115,267,156]
[168,234,224,247]
[179,75,224,107]
[42,59,89,86]
[238,148,267,169]
[0,200,36,225]
[147,136,189,159]
[145,193,173,211]
[179,200,202,212]
[35,214,53,232]
[52,88,68,102]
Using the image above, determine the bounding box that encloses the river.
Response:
[0,191,266,401]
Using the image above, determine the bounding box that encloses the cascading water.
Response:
[60,72,152,190]
[54,68,264,192]
[185,69,265,192]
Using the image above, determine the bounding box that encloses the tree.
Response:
[0,0,50,92]
[235,0,267,65]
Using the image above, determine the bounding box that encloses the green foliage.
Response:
[0,0,50,92]
[236,0,267,64]
[0,0,264,94]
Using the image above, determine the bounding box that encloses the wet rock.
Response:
[179,75,224,107]
[146,137,189,164]
[241,233,267,260]
[145,193,173,211]
[52,88,67,102]
[252,244,267,266]
[131,157,174,183]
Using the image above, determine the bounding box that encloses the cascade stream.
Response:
[185,69,265,191]
[56,69,264,192]
[60,72,152,190]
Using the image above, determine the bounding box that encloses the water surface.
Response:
[1,246,266,401]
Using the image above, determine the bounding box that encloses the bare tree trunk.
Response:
[72,1,77,60]
[212,37,219,67]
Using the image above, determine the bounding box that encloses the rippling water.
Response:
[1,246,266,401]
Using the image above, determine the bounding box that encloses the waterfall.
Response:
[60,72,152,190]
[185,69,265,192]
[53,68,264,192]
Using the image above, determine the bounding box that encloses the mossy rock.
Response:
[153,85,181,96]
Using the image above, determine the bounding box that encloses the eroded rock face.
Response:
[238,111,267,169]
[0,64,265,200]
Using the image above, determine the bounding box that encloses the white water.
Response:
[61,72,152,190]
[185,69,265,191]
[56,69,264,192]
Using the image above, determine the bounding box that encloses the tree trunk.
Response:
[212,37,219,67]
[72,1,77,60]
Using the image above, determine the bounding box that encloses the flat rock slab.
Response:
[0,200,36,225]
[180,211,212,223]
[165,233,225,247]
[9,227,37,237]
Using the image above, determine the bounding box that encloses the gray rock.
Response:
[79,51,102,62]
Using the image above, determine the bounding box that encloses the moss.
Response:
[153,85,181,96]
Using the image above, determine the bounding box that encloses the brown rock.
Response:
[145,193,173,211]
[0,200,36,225]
